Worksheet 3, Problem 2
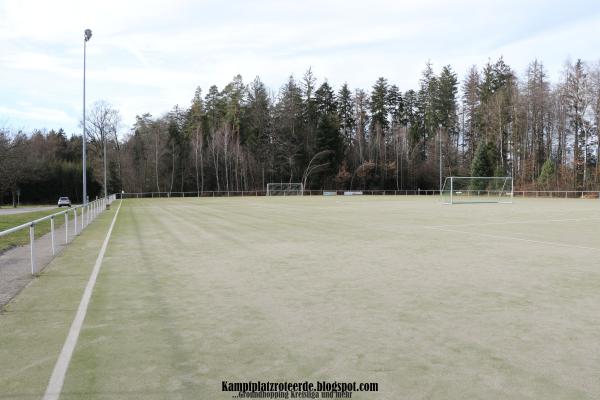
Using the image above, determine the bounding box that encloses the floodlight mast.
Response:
[82,29,92,205]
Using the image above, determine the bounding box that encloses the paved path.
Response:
[0,206,57,215]
[0,221,71,308]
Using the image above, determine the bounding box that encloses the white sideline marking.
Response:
[426,226,600,252]
[43,200,122,400]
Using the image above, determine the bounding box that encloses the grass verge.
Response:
[0,208,63,253]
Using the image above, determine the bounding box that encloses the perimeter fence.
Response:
[118,190,600,199]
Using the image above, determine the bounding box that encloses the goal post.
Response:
[266,183,304,196]
[441,177,513,204]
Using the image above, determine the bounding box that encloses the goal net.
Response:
[266,183,304,196]
[441,177,513,204]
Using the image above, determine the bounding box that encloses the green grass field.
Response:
[0,208,62,253]
[1,196,599,399]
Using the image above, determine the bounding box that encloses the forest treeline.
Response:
[1,57,599,204]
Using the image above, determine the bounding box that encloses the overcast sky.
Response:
[1,0,599,135]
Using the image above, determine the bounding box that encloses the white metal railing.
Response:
[0,194,117,275]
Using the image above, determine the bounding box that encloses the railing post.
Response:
[30,224,36,275]
[51,217,55,255]
[74,208,77,235]
[65,212,69,243]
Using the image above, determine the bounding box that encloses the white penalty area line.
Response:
[425,226,600,252]
[43,200,123,400]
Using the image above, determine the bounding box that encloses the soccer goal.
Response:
[441,177,513,204]
[266,183,304,196]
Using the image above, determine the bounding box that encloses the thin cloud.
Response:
[0,105,72,125]
[1,0,599,134]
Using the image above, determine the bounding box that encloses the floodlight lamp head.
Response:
[84,29,92,42]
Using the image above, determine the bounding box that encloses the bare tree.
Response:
[587,62,600,184]
[0,131,28,206]
[564,60,589,188]
[193,124,204,195]
[85,100,121,197]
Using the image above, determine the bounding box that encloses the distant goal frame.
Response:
[266,182,304,196]
[441,176,514,204]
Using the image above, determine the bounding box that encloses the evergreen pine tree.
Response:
[462,66,481,161]
[337,83,355,149]
[273,76,305,181]
[205,85,224,132]
[315,81,337,116]
[471,141,492,177]
[387,85,404,127]
[436,65,458,135]
[538,158,556,189]
[222,75,245,137]
[313,82,342,185]
[369,77,389,132]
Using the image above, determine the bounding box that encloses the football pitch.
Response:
[1,196,599,399]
